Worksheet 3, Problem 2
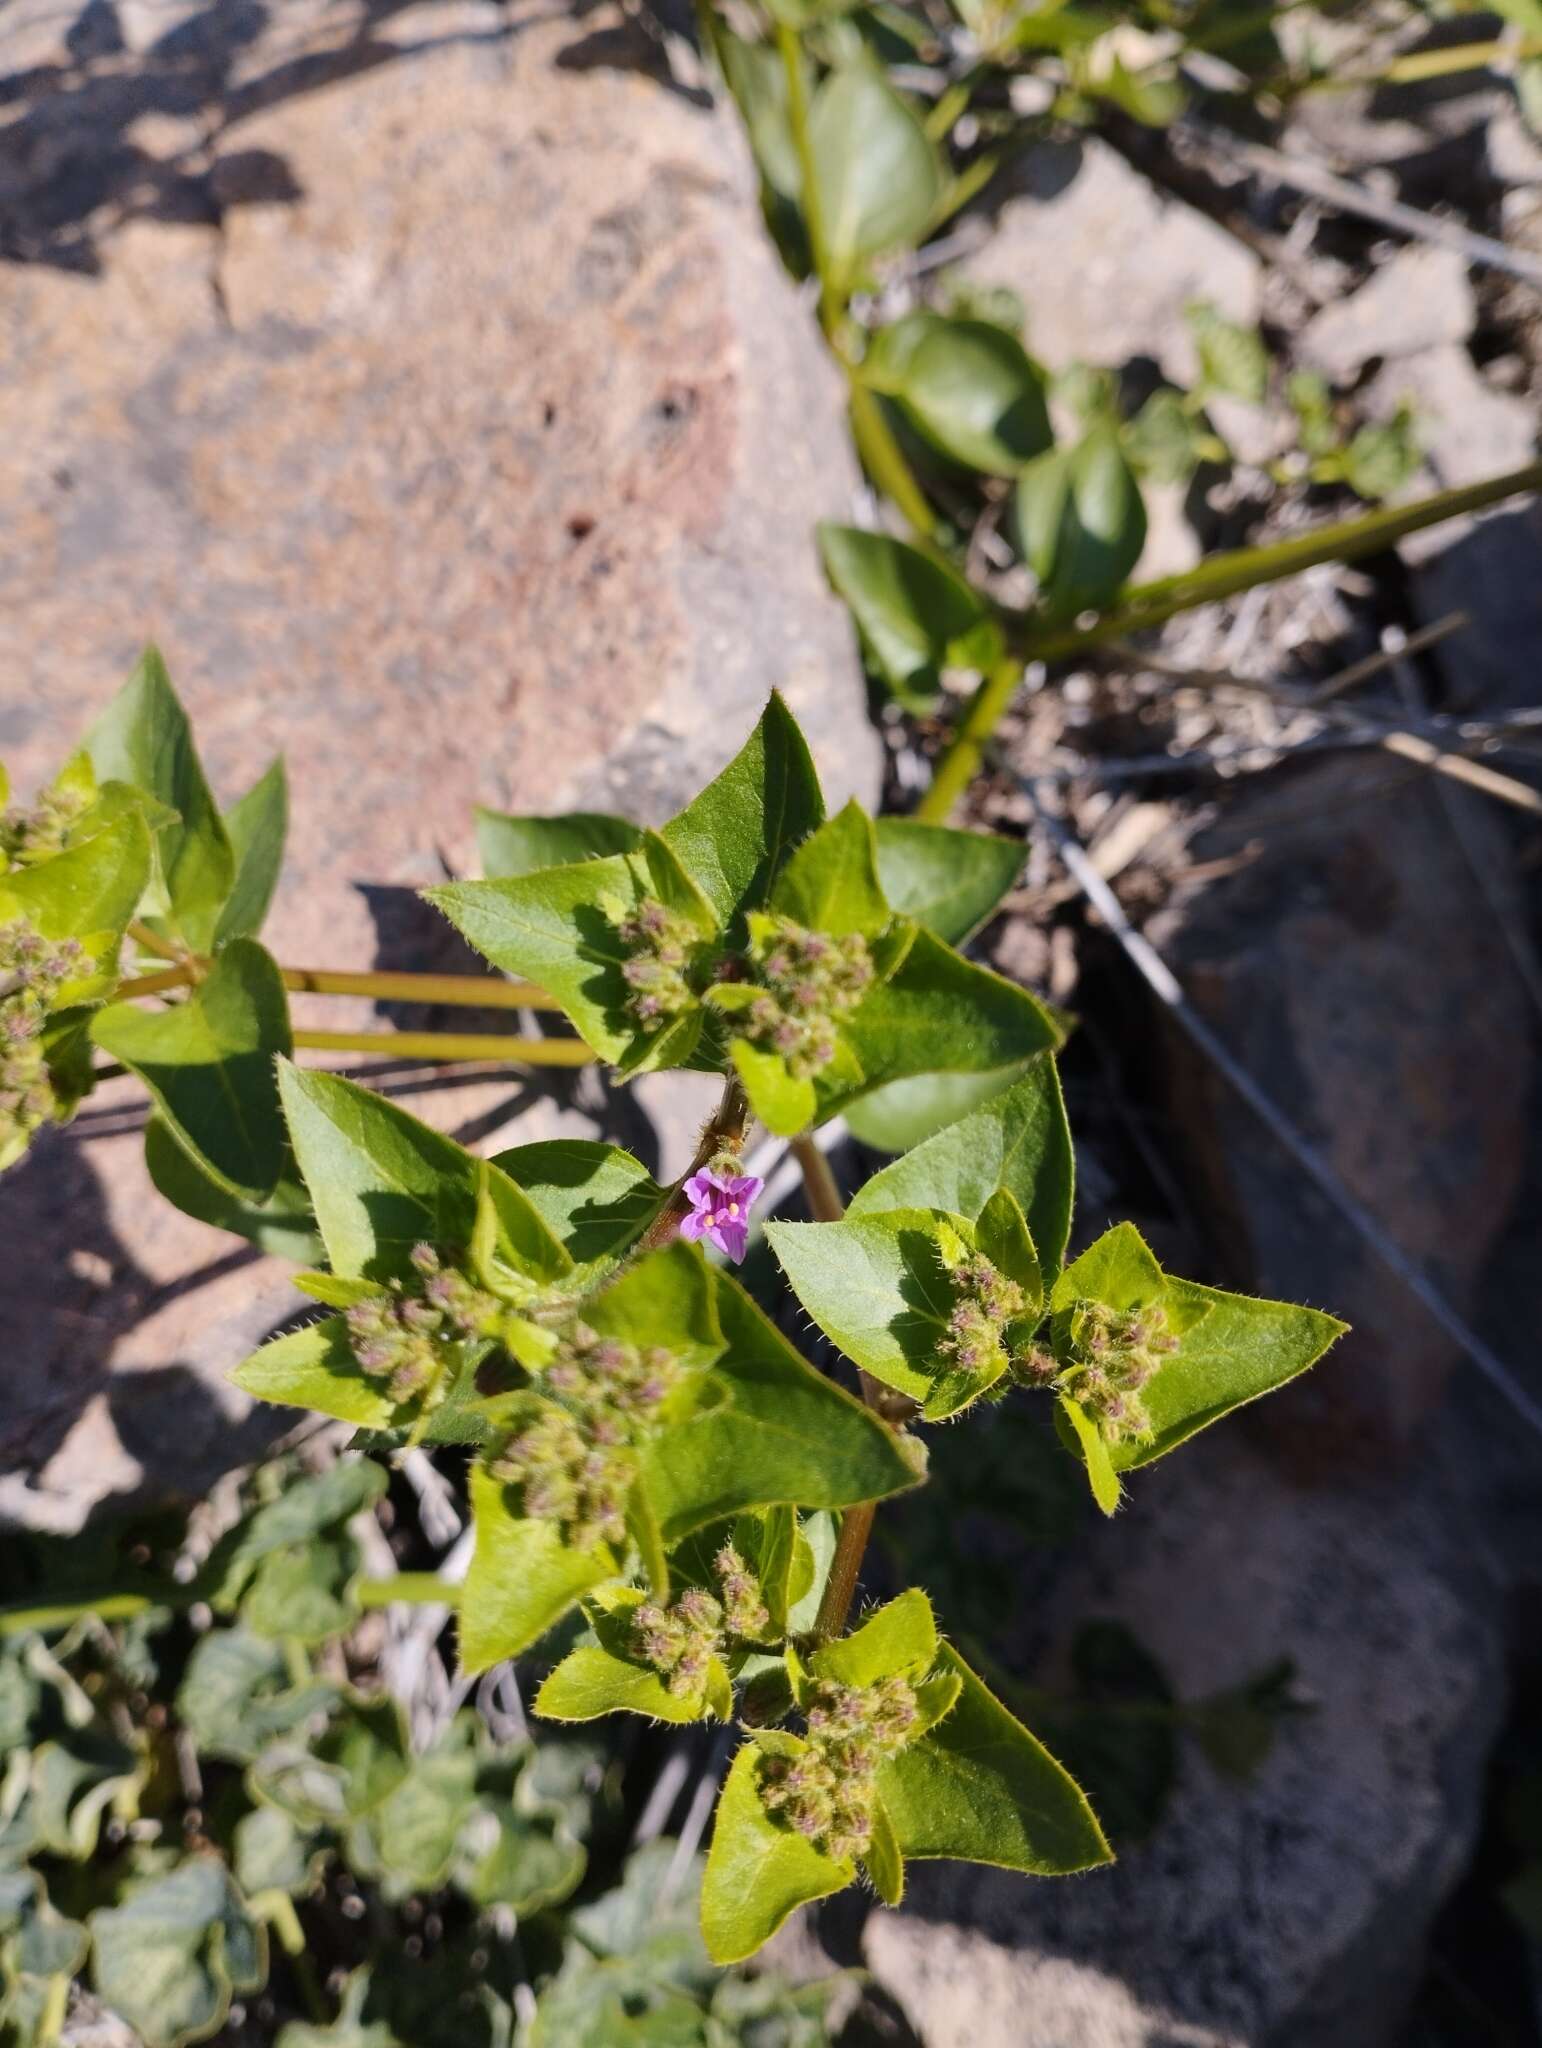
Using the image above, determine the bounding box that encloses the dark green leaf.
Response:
[635,1272,918,1542]
[863,312,1053,474]
[145,1114,321,1263]
[91,940,292,1200]
[818,525,1002,710]
[878,1645,1109,1873]
[488,1139,665,1268]
[1015,425,1147,620]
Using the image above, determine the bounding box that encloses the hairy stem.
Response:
[917,654,1025,824]
[636,1074,753,1254]
[290,1027,593,1065]
[790,1134,892,1644]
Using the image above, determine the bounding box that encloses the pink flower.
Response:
[679,1168,764,1265]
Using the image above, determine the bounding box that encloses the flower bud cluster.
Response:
[760,1674,918,1864]
[937,1250,1028,1378]
[1056,1298,1179,1444]
[343,1242,497,1406]
[489,1321,682,1551]
[743,917,873,1080]
[1,783,88,869]
[632,1586,725,1701]
[613,896,699,1034]
[714,1541,770,1640]
[1,919,86,1158]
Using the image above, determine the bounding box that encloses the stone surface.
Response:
[861,1423,1505,2048]
[1369,343,1537,504]
[1148,751,1530,1467]
[0,0,877,1526]
[1298,245,1474,381]
[962,136,1262,395]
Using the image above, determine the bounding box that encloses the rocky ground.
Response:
[3,1,1542,2043]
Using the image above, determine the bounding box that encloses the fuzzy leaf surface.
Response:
[872,817,1023,946]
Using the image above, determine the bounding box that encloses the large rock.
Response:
[862,1424,1505,2048]
[1148,752,1530,1466]
[0,0,876,1526]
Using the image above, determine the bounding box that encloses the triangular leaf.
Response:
[819,525,1001,710]
[459,1463,620,1673]
[475,807,642,879]
[872,816,1022,946]
[768,801,890,938]
[701,1739,852,1964]
[215,758,288,948]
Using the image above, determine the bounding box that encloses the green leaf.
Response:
[729,1037,818,1137]
[878,1645,1110,1874]
[809,67,943,289]
[843,927,1064,1104]
[635,1272,918,1541]
[872,816,1021,946]
[91,940,292,1201]
[455,1804,586,1917]
[231,1315,398,1430]
[490,1140,665,1270]
[203,1459,387,1605]
[89,1860,265,2048]
[428,835,716,1071]
[660,693,825,936]
[1124,388,1207,486]
[1056,1393,1123,1515]
[459,1464,620,1674]
[233,1806,316,1897]
[850,1061,1074,1272]
[701,1739,852,1964]
[1015,425,1148,620]
[864,1797,905,1906]
[809,1588,938,1688]
[276,1063,568,1285]
[844,1062,1037,1154]
[274,1972,402,2048]
[766,1209,960,1407]
[84,648,235,953]
[1185,300,1269,405]
[215,758,288,947]
[176,1629,337,1765]
[475,807,642,879]
[818,525,1002,711]
[586,1240,723,1373]
[365,1733,480,1890]
[0,796,153,994]
[768,801,890,938]
[975,1185,1043,1301]
[240,1537,356,1643]
[863,312,1053,475]
[146,1115,321,1262]
[536,1593,731,1725]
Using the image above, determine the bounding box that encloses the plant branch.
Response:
[917,654,1025,823]
[635,1074,753,1254]
[790,1133,901,1644]
[111,963,200,1000]
[1010,459,1542,664]
[291,1027,593,1065]
[280,965,559,1009]
[126,920,186,963]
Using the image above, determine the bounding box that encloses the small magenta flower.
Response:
[679,1168,764,1264]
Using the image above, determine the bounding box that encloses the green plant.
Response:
[1,660,1345,2000]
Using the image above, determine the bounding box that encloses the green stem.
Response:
[112,963,199,1000]
[290,1027,593,1065]
[1011,458,1542,665]
[0,1591,168,1636]
[253,1893,327,2023]
[280,965,558,1010]
[847,382,939,544]
[791,1135,898,1646]
[353,1572,461,1608]
[776,18,841,339]
[916,654,1025,823]
[1304,33,1542,89]
[127,919,187,963]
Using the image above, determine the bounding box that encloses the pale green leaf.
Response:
[231,1315,398,1429]
[85,648,235,953]
[459,1464,620,1674]
[768,800,890,938]
[809,1588,937,1688]
[701,1740,852,1964]
[145,1115,320,1262]
[89,1860,265,2048]
[810,67,943,288]
[215,758,288,947]
[475,807,642,879]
